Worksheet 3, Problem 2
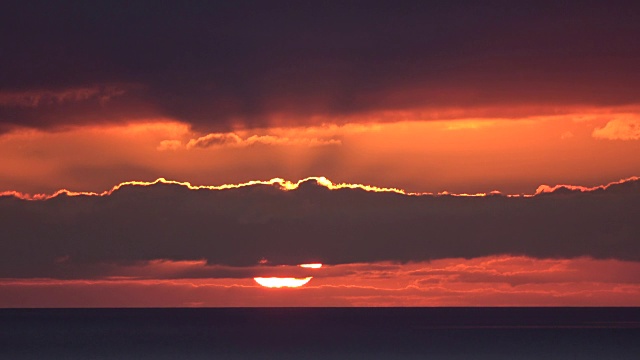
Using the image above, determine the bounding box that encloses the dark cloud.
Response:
[1,1,640,132]
[1,178,639,278]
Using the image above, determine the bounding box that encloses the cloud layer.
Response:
[1,177,638,278]
[2,1,640,132]
[2,256,640,306]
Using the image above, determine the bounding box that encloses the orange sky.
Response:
[2,108,639,308]
[2,108,640,307]
[1,108,639,196]
[2,2,640,308]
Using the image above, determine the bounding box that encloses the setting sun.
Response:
[253,277,313,288]
[1,0,639,309]
[299,263,323,269]
[1,2,640,358]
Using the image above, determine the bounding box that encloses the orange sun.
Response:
[253,263,322,288]
[299,263,323,269]
[253,277,312,288]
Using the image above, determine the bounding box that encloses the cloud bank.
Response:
[2,256,640,307]
[1,177,638,278]
[2,1,640,132]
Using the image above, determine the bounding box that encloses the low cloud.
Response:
[560,131,574,140]
[157,139,183,151]
[186,133,243,148]
[2,257,640,307]
[0,177,639,278]
[184,132,340,149]
[593,118,640,140]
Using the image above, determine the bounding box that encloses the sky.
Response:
[1,1,639,307]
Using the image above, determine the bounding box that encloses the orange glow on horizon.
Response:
[2,256,640,306]
[253,277,313,288]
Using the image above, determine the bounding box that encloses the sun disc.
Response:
[254,277,312,288]
[299,263,323,269]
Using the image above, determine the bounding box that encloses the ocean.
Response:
[1,308,639,359]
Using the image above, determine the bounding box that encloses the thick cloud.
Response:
[1,1,640,132]
[1,177,638,278]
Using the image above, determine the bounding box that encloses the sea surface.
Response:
[1,308,639,359]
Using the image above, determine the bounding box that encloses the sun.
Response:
[253,263,323,288]
[253,277,312,288]
[299,263,322,269]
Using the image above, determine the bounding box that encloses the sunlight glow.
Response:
[254,277,312,288]
[299,263,323,269]
[2,176,638,201]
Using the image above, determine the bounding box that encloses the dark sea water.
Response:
[1,308,639,359]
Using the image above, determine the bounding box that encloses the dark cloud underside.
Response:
[1,179,639,278]
[1,1,640,132]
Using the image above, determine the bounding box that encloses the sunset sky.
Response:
[1,1,639,307]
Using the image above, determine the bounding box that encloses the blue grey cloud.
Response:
[1,1,640,132]
[1,177,638,278]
